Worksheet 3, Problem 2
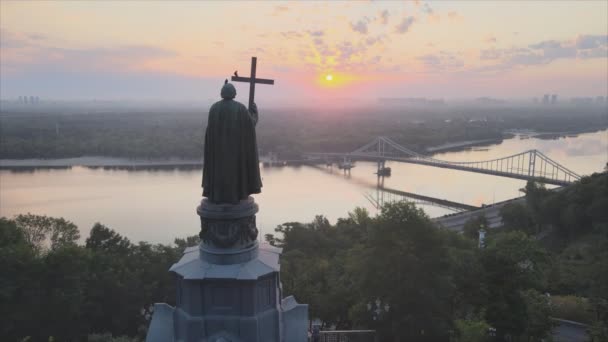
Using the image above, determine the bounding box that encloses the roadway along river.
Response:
[1,130,606,244]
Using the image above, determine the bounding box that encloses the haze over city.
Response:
[1,1,607,105]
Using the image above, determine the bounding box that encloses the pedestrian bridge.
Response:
[305,136,581,186]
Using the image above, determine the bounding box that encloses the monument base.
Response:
[146,197,308,342]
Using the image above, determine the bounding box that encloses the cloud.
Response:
[480,48,503,60]
[350,19,369,34]
[576,34,608,49]
[533,41,577,59]
[0,29,46,48]
[395,16,415,34]
[1,29,178,74]
[528,40,562,49]
[485,36,497,44]
[379,10,389,25]
[308,30,324,37]
[447,11,463,22]
[477,34,607,71]
[417,51,464,72]
[421,3,433,15]
[272,5,289,16]
[419,2,440,22]
[281,31,303,39]
[365,34,386,46]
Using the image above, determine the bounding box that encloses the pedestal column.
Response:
[146,197,308,342]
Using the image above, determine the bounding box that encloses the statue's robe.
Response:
[202,99,262,204]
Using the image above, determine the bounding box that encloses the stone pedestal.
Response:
[146,197,308,342]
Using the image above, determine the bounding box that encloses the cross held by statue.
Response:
[231,57,275,110]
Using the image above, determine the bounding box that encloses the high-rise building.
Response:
[542,94,550,104]
[551,94,557,104]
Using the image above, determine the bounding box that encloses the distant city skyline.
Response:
[1,1,607,105]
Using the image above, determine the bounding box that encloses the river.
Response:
[1,130,606,244]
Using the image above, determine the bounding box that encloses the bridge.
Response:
[305,136,581,186]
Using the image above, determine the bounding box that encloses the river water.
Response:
[1,130,606,244]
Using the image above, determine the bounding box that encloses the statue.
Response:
[147,57,309,342]
[202,81,262,204]
[202,56,274,204]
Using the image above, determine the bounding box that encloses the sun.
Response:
[325,74,333,81]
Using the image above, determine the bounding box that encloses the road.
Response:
[432,197,525,231]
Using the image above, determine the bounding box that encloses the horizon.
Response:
[1,1,607,105]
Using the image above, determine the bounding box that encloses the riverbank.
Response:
[504,127,608,139]
[426,126,608,155]
[0,156,202,169]
[425,137,504,154]
[2,128,605,169]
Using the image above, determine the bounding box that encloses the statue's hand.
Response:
[249,102,258,114]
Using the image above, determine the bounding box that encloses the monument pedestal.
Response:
[146,197,308,342]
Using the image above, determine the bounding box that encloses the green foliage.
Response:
[14,213,80,253]
[4,174,608,341]
[481,231,549,339]
[551,295,593,324]
[352,202,453,340]
[274,201,564,341]
[173,235,200,250]
[86,223,132,254]
[500,202,537,235]
[0,215,185,341]
[14,105,607,159]
[527,175,608,238]
[520,289,555,340]
[0,218,40,339]
[588,298,608,342]
[454,319,490,342]
[463,215,488,239]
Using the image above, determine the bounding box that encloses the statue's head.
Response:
[221,80,236,100]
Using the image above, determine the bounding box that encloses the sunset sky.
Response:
[1,1,607,104]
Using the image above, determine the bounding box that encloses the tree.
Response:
[500,202,537,235]
[86,223,132,254]
[173,235,200,250]
[520,289,554,340]
[350,202,453,341]
[454,319,491,342]
[522,181,549,214]
[0,218,40,340]
[14,214,80,253]
[481,231,549,339]
[38,245,92,340]
[463,215,488,239]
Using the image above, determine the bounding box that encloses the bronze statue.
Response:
[202,81,262,204]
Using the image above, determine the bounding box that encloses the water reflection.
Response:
[0,129,606,244]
